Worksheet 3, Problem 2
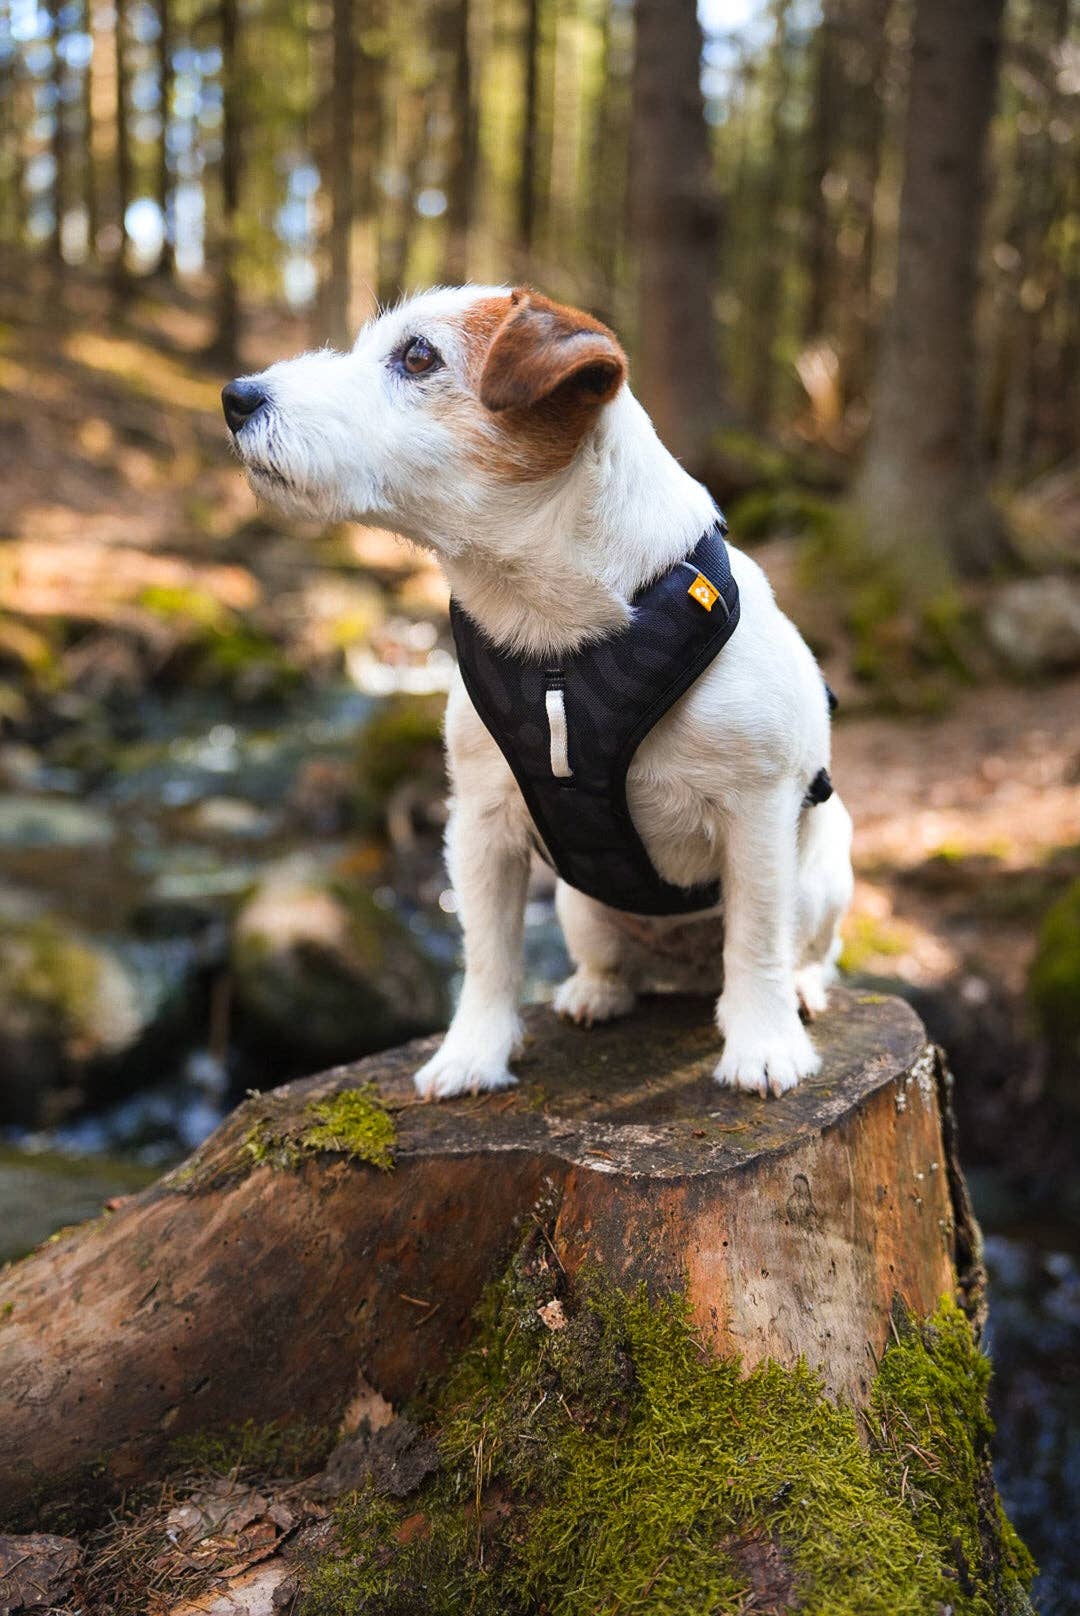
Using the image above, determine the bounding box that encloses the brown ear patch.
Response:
[456,289,627,484]
[478,290,627,413]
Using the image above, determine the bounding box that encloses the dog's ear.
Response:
[479,289,627,413]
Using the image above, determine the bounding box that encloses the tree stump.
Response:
[0,988,980,1517]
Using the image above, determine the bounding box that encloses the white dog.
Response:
[223,286,853,1101]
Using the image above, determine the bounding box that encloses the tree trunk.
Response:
[744,0,793,431]
[441,0,474,284]
[49,0,67,266]
[155,0,174,276]
[516,0,542,262]
[81,0,98,261]
[112,0,132,299]
[322,0,355,348]
[628,0,721,476]
[0,989,980,1515]
[213,0,241,367]
[852,0,1007,584]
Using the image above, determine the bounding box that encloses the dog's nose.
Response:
[221,379,268,434]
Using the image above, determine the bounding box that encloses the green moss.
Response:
[298,1087,397,1171]
[869,1298,1036,1615]
[138,584,301,701]
[837,911,911,974]
[168,1417,332,1480]
[1029,876,1080,1050]
[300,1239,1033,1616]
[243,1083,396,1173]
[356,694,446,809]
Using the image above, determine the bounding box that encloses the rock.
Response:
[0,916,145,1125]
[1029,877,1080,1105]
[231,859,447,1065]
[186,797,277,839]
[0,917,200,1131]
[0,794,115,849]
[985,576,1080,674]
[0,1532,81,1612]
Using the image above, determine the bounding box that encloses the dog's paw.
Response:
[553,970,636,1027]
[414,1040,518,1100]
[713,1011,820,1099]
[795,964,830,1020]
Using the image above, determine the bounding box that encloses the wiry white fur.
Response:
[227,284,854,1100]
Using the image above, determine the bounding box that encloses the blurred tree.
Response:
[628,0,721,473]
[853,0,1008,584]
[213,0,242,364]
[49,0,67,265]
[323,0,356,347]
[81,0,98,262]
[442,0,475,281]
[112,0,133,296]
[517,0,542,261]
[155,0,174,276]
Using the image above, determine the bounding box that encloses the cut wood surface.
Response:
[0,988,976,1517]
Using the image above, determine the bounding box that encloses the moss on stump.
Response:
[302,1234,1034,1616]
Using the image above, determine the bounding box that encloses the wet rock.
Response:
[0,919,200,1127]
[355,693,447,846]
[985,576,1080,675]
[231,860,447,1066]
[1029,877,1080,1107]
[186,796,277,839]
[0,1532,81,1611]
[0,794,115,849]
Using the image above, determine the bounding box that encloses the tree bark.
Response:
[852,0,1007,584]
[628,0,721,476]
[441,0,475,284]
[49,0,67,266]
[517,0,542,262]
[112,0,132,299]
[155,0,174,276]
[213,0,241,367]
[322,0,355,349]
[0,989,979,1515]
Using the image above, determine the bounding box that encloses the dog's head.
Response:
[221,286,627,550]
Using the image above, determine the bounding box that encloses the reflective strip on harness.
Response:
[544,685,572,779]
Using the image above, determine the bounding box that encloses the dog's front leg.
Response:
[414,798,530,1100]
[715,783,821,1098]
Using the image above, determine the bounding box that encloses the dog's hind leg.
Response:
[553,884,638,1026]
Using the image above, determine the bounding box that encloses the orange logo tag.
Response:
[688,574,719,611]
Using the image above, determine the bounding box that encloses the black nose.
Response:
[222,379,268,434]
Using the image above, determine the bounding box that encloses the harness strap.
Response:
[451,517,742,915]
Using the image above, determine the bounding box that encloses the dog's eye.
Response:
[400,337,441,376]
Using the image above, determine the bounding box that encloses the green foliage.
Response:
[138,585,301,702]
[1029,877,1080,1052]
[727,486,839,544]
[799,508,980,708]
[301,1239,1033,1616]
[837,911,911,974]
[242,1083,397,1173]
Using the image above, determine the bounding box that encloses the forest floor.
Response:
[2,255,1079,1610]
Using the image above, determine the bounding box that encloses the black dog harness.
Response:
[451,517,832,916]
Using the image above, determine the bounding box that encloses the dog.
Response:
[222,286,854,1101]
